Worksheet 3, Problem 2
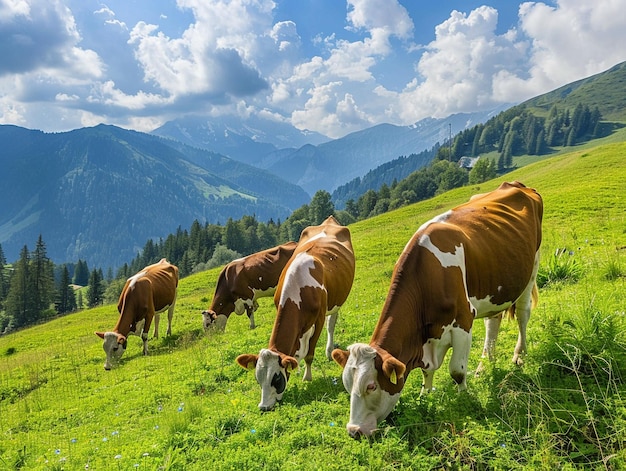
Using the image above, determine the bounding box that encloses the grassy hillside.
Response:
[1,142,625,470]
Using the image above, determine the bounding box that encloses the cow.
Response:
[332,181,543,438]
[236,216,356,411]
[202,241,298,331]
[95,259,179,370]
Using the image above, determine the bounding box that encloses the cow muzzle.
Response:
[347,422,377,439]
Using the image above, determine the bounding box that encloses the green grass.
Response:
[1,142,626,470]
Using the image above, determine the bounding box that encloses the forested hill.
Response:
[0,124,309,268]
[331,60,626,208]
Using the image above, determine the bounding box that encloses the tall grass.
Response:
[1,142,625,469]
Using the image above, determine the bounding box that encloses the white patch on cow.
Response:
[278,252,324,308]
[127,270,147,290]
[255,349,287,411]
[418,233,464,269]
[341,343,400,437]
[133,318,146,336]
[214,314,228,331]
[421,321,473,391]
[233,298,251,316]
[295,324,315,361]
[251,286,275,300]
[470,295,512,318]
[304,230,327,244]
[414,211,452,240]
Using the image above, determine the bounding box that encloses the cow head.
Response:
[332,343,406,438]
[201,309,228,331]
[95,331,128,370]
[236,349,299,411]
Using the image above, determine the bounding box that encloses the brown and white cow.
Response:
[95,259,179,370]
[236,216,356,411]
[202,241,298,331]
[332,181,543,437]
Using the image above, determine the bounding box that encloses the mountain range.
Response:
[0,125,308,269]
[153,108,506,195]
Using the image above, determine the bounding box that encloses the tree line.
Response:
[0,103,604,332]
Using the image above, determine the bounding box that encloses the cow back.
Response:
[116,260,179,333]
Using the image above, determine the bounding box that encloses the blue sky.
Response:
[1,0,625,138]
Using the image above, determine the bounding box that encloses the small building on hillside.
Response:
[458,156,480,169]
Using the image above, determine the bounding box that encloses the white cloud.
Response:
[378,1,626,127]
[277,0,414,137]
[2,0,626,137]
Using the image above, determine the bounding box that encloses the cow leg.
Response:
[449,328,472,391]
[153,313,160,339]
[142,314,154,355]
[420,369,435,395]
[513,253,540,365]
[325,310,339,360]
[246,305,256,330]
[476,313,503,375]
[166,296,176,336]
[513,291,533,365]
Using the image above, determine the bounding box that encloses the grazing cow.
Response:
[202,241,298,331]
[332,181,543,437]
[95,259,179,370]
[236,216,356,411]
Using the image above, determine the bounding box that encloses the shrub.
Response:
[537,248,584,287]
[603,257,624,281]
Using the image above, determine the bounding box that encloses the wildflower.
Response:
[115,454,122,460]
[250,429,256,434]
[54,449,61,455]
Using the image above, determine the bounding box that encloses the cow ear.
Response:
[116,334,126,344]
[236,354,258,371]
[95,331,105,339]
[281,355,299,373]
[382,357,406,385]
[331,348,349,368]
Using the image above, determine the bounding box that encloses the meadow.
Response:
[1,142,625,470]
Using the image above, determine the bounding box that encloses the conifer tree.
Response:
[32,235,55,314]
[87,268,104,308]
[57,265,77,314]
[4,246,37,328]
[0,244,8,307]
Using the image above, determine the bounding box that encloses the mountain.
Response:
[153,109,506,196]
[0,124,309,268]
[524,61,626,121]
[151,114,329,167]
[260,109,506,195]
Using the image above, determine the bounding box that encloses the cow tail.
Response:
[505,282,538,321]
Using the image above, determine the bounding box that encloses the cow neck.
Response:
[370,248,426,375]
[113,283,142,336]
[267,302,306,358]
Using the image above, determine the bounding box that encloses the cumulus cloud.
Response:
[279,0,414,137]
[378,0,626,127]
[2,0,626,136]
[0,0,102,77]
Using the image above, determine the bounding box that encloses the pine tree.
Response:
[4,246,37,328]
[73,259,90,286]
[57,265,77,314]
[32,235,55,314]
[87,269,104,308]
[0,244,8,307]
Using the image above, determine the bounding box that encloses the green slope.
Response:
[1,142,625,469]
